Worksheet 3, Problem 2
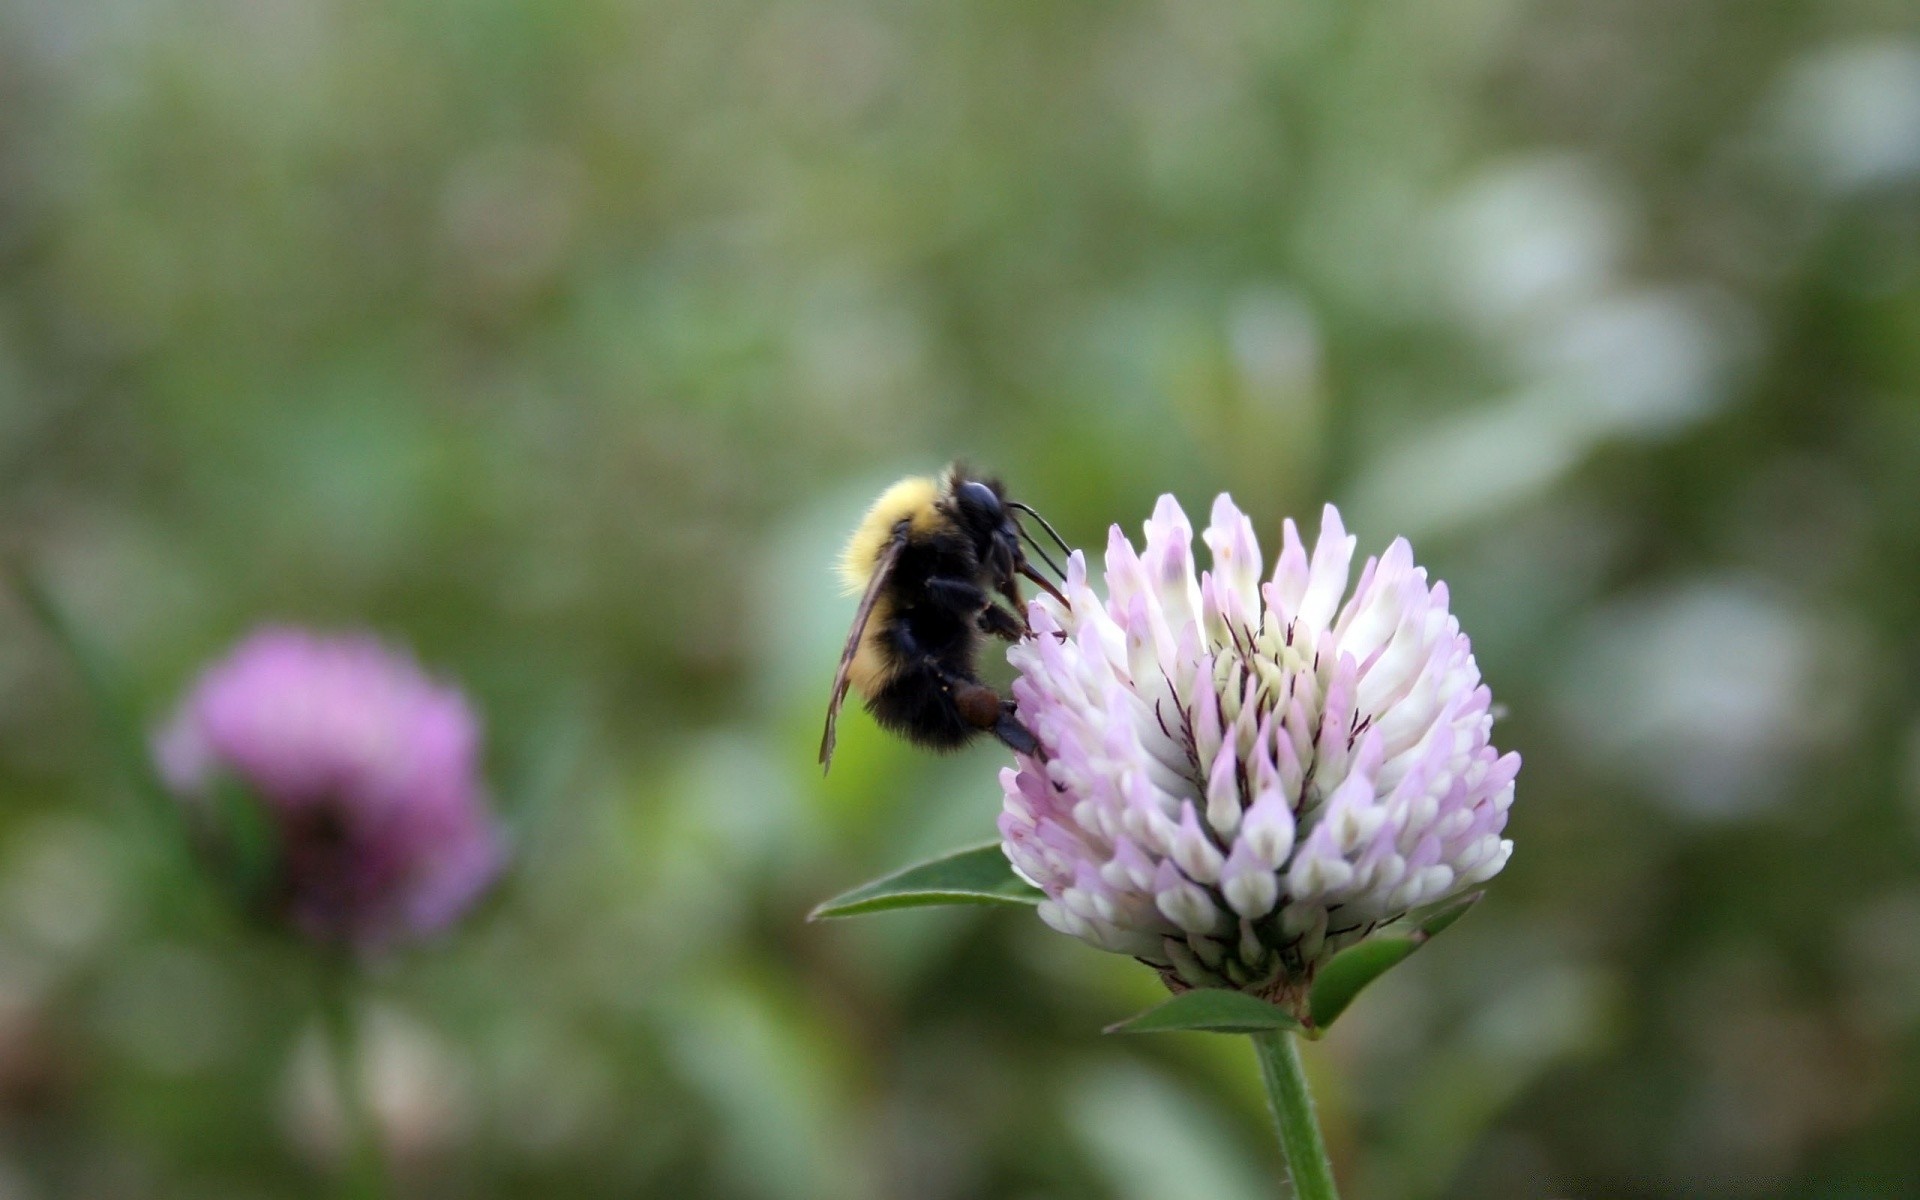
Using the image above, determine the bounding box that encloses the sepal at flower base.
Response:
[1105,988,1302,1036]
[1105,891,1480,1038]
[809,843,1042,920]
[1306,890,1482,1032]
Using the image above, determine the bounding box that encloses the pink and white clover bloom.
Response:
[155,627,506,950]
[999,498,1516,1013]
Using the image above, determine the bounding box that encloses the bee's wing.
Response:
[820,523,910,771]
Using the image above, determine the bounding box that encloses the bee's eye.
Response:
[958,480,1002,517]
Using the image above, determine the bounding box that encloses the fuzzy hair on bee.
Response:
[819,464,1071,771]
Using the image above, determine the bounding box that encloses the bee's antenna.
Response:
[1008,502,1072,557]
[1017,526,1066,579]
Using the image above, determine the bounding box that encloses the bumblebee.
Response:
[819,465,1070,771]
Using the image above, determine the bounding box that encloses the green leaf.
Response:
[207,776,281,907]
[1308,891,1484,1031]
[1105,989,1302,1036]
[808,842,1042,920]
[4,561,184,835]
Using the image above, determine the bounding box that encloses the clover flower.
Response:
[155,628,506,949]
[998,498,1516,1016]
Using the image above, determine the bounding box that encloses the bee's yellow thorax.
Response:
[838,475,943,593]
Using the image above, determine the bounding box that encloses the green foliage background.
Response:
[3,0,1919,1195]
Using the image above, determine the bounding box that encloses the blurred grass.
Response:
[3,0,1920,1196]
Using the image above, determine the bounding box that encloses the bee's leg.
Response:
[928,576,1033,641]
[925,576,989,615]
[944,671,1039,756]
[948,678,1004,729]
[918,658,1022,739]
[992,705,1039,755]
[977,603,1026,641]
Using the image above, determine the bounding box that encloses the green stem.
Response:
[317,974,389,1200]
[1252,1031,1340,1200]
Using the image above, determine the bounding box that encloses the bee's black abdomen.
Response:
[864,597,993,751]
[865,667,982,750]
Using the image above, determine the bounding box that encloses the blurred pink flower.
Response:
[155,628,505,949]
[999,498,1516,1011]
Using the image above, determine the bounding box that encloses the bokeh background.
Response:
[3,0,1919,1196]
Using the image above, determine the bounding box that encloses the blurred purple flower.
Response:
[999,498,1516,1013]
[155,627,506,949]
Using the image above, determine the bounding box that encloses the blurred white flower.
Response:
[1556,579,1861,820]
[1773,40,1920,195]
[1440,155,1630,331]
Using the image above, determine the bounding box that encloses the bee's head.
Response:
[948,472,1024,593]
[946,465,1070,613]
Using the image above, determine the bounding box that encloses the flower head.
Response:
[999,498,1516,1017]
[155,627,506,949]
